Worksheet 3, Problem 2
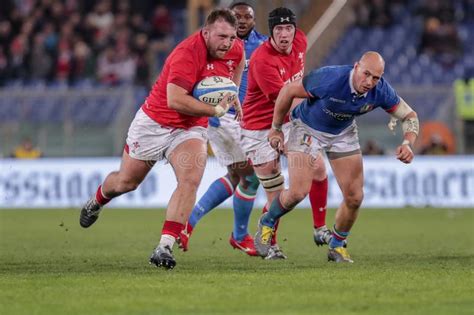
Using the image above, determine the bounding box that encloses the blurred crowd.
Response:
[417,0,470,68]
[352,0,473,68]
[0,0,185,87]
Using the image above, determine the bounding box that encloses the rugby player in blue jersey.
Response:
[254,51,419,262]
[178,2,268,256]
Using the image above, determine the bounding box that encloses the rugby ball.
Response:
[192,76,238,106]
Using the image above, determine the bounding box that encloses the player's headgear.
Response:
[268,7,296,35]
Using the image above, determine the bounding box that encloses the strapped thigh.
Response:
[257,172,284,192]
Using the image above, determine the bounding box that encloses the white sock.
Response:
[159,234,176,249]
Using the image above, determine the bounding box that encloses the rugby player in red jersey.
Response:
[79,9,245,270]
[241,7,330,259]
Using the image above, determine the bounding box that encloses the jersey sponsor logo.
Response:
[360,104,374,113]
[323,107,353,121]
[283,69,304,84]
[329,97,346,104]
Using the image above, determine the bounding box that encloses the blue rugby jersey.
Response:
[228,29,267,115]
[240,29,268,103]
[291,65,400,135]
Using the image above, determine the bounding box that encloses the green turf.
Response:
[0,208,473,315]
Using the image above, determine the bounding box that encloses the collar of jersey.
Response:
[242,29,255,41]
[349,68,368,98]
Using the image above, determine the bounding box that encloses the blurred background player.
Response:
[241,7,330,260]
[257,51,419,263]
[79,9,244,270]
[180,2,267,256]
[10,137,42,159]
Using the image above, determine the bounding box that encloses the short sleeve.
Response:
[302,68,329,99]
[379,79,400,112]
[168,49,199,93]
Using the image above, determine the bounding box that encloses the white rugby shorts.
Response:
[126,108,208,161]
[287,119,361,159]
[208,113,247,166]
[241,123,291,165]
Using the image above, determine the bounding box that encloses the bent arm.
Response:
[272,80,308,129]
[401,111,418,147]
[167,83,217,117]
[389,98,419,146]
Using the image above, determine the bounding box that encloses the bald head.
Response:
[352,51,385,94]
[359,51,385,73]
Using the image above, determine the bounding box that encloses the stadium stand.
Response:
[320,0,472,152]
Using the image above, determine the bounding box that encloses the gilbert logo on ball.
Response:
[193,76,238,106]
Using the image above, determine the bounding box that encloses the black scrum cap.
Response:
[268,7,296,35]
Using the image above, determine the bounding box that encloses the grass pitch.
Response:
[0,208,473,315]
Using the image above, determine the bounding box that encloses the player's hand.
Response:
[214,93,232,118]
[268,128,284,154]
[233,98,243,122]
[396,142,414,164]
[387,117,398,135]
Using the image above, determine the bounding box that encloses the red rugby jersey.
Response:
[142,31,244,129]
[241,29,306,130]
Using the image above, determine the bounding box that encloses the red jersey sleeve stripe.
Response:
[385,102,400,113]
[169,77,194,93]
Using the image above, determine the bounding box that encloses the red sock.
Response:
[162,220,185,238]
[95,185,111,206]
[309,177,328,228]
[262,203,279,246]
[185,221,193,235]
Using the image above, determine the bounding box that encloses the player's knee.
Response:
[258,172,284,193]
[177,177,201,192]
[344,190,364,210]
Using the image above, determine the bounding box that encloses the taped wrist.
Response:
[402,117,419,136]
[271,122,283,132]
[214,106,226,117]
[257,172,284,192]
[214,103,229,117]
